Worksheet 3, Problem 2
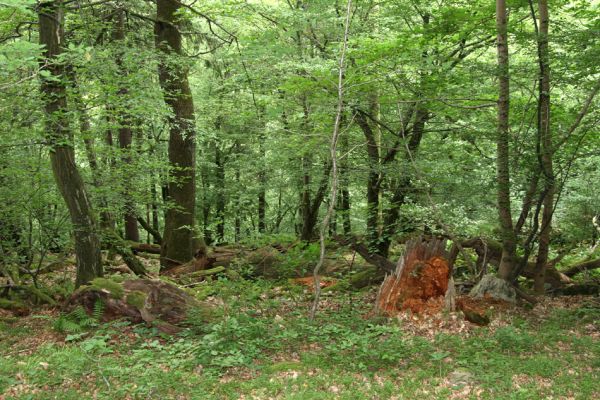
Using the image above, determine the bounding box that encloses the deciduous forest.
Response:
[0,0,599,398]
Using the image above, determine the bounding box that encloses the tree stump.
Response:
[375,237,450,315]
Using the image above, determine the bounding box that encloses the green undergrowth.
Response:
[0,278,598,399]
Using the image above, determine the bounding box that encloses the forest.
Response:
[0,0,599,398]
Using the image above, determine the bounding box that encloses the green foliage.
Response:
[275,242,321,278]
[2,278,600,399]
[53,301,104,334]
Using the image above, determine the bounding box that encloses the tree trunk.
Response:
[113,9,139,242]
[355,111,381,253]
[150,182,161,244]
[495,0,518,281]
[234,163,241,242]
[339,133,352,235]
[38,0,102,287]
[155,0,197,269]
[533,0,554,294]
[215,145,225,242]
[258,135,266,233]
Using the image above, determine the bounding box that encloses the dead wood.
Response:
[563,258,600,277]
[375,237,449,315]
[130,242,161,254]
[66,278,210,334]
[333,235,396,273]
[136,217,162,245]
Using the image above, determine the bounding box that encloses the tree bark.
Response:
[339,131,352,235]
[113,9,139,242]
[215,145,225,242]
[533,0,554,294]
[155,0,198,269]
[355,111,381,254]
[258,135,266,233]
[38,0,102,287]
[495,0,518,281]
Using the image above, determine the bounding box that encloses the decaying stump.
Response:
[66,278,209,333]
[375,237,450,315]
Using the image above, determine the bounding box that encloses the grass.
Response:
[0,278,598,399]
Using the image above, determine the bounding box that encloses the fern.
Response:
[92,299,104,321]
[53,316,84,333]
[53,301,103,333]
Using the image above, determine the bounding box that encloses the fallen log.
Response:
[102,232,149,277]
[66,278,212,334]
[563,258,600,277]
[130,242,161,255]
[136,217,162,245]
[186,266,225,279]
[333,236,396,273]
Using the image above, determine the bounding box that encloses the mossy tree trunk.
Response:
[38,0,103,287]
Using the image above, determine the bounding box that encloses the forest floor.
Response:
[0,261,599,399]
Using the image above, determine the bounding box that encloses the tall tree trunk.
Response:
[339,131,351,235]
[215,145,225,242]
[155,0,197,269]
[258,137,266,234]
[200,161,213,245]
[355,112,380,253]
[113,9,139,242]
[234,165,241,242]
[38,0,102,287]
[533,0,554,294]
[150,182,160,244]
[299,96,315,241]
[495,0,518,280]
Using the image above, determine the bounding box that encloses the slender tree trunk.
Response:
[234,165,241,242]
[355,112,380,253]
[150,182,160,244]
[215,145,225,242]
[112,9,139,242]
[200,161,212,245]
[495,0,518,280]
[533,0,554,294]
[38,0,102,287]
[155,0,197,268]
[339,132,351,235]
[258,134,266,233]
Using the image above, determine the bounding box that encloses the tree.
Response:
[155,0,199,269]
[38,0,102,287]
[532,0,554,294]
[495,0,518,281]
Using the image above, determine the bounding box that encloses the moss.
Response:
[125,290,147,309]
[90,277,125,299]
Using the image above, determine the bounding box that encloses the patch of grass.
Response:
[1,279,598,399]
